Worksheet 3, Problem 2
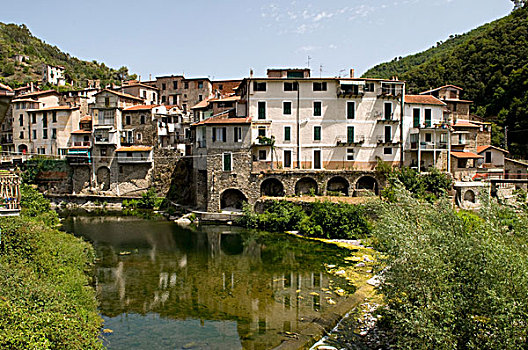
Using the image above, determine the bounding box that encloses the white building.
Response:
[42,64,66,86]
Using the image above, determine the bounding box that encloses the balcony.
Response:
[378,86,403,98]
[116,154,153,164]
[72,141,91,147]
[377,135,400,145]
[66,149,91,165]
[337,86,364,98]
[336,135,365,146]
[253,135,275,146]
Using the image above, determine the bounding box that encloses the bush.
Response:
[138,188,158,209]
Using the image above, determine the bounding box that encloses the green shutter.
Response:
[425,109,432,127]
[284,127,291,141]
[413,109,420,128]
[347,126,354,143]
[223,153,232,171]
[314,126,321,141]
[314,102,321,116]
[347,102,355,119]
[258,102,266,119]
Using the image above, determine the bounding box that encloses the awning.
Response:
[451,151,483,159]
[340,80,365,85]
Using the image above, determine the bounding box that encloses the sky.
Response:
[0,0,514,81]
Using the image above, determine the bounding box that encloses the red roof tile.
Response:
[193,115,251,126]
[477,145,508,154]
[27,105,79,111]
[71,130,92,134]
[405,95,445,106]
[452,120,480,128]
[80,115,92,122]
[115,146,153,152]
[123,104,159,111]
[451,151,483,159]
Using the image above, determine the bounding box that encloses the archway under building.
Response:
[327,176,349,196]
[96,166,111,191]
[295,177,318,196]
[220,189,247,211]
[354,176,378,196]
[463,189,476,203]
[17,144,28,154]
[260,178,285,197]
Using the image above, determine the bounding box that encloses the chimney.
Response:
[350,69,355,78]
[250,69,254,78]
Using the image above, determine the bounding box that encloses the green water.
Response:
[61,216,356,350]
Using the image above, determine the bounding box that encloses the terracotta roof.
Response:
[71,130,92,134]
[420,85,464,94]
[0,83,12,92]
[452,120,480,128]
[477,145,508,154]
[209,95,240,103]
[123,104,159,111]
[80,115,92,122]
[451,151,483,159]
[193,115,251,126]
[505,158,528,167]
[122,82,159,90]
[11,98,39,103]
[115,146,153,152]
[16,90,59,98]
[27,105,79,112]
[405,95,445,106]
[190,99,210,110]
[444,98,473,103]
[95,89,144,102]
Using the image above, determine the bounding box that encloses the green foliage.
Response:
[0,187,102,349]
[20,184,59,226]
[0,22,135,87]
[138,188,159,209]
[21,158,70,184]
[382,166,453,202]
[363,6,528,157]
[373,185,528,349]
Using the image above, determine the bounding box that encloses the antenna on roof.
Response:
[307,56,312,68]
[319,64,323,78]
[339,69,346,78]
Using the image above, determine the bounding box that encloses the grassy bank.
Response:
[0,185,102,349]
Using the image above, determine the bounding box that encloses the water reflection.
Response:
[62,216,354,350]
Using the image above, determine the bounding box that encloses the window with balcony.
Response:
[425,109,432,127]
[283,101,292,115]
[384,102,392,120]
[413,108,420,128]
[313,82,327,91]
[94,130,110,143]
[313,126,321,141]
[313,101,322,116]
[347,101,355,119]
[258,126,266,140]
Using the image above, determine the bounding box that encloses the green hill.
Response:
[363,6,528,157]
[0,23,135,89]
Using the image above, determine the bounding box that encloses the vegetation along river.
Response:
[61,215,362,350]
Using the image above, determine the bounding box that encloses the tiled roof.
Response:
[420,85,464,94]
[193,115,251,126]
[452,120,480,128]
[16,90,59,98]
[451,151,483,159]
[27,105,79,111]
[71,130,92,134]
[505,158,528,167]
[190,99,210,110]
[477,145,508,154]
[11,98,39,103]
[123,104,159,111]
[80,115,92,122]
[405,95,445,106]
[115,146,153,152]
[122,82,159,90]
[209,95,240,103]
[96,89,144,102]
[0,82,12,91]
[444,98,473,103]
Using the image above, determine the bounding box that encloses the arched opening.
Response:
[220,234,244,255]
[464,189,476,203]
[18,144,28,154]
[354,176,378,196]
[220,189,247,211]
[96,166,111,191]
[327,176,349,196]
[260,178,285,197]
[295,177,318,196]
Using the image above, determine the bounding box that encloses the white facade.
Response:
[42,64,66,86]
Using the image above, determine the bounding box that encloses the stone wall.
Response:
[152,148,180,195]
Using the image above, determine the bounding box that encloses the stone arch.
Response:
[354,176,378,196]
[220,189,247,211]
[327,176,349,196]
[96,166,111,191]
[464,189,476,203]
[260,178,285,197]
[18,144,28,154]
[295,177,318,196]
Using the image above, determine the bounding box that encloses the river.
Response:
[61,215,357,350]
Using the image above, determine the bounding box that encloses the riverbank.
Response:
[0,185,102,349]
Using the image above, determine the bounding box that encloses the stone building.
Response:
[119,82,159,105]
[419,85,472,123]
[147,75,213,112]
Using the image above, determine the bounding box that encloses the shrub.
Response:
[138,188,157,209]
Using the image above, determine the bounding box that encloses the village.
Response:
[0,64,527,216]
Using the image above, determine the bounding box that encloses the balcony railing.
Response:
[72,141,91,147]
[378,86,403,97]
[336,135,365,145]
[337,87,364,97]
[377,135,399,144]
[117,155,153,163]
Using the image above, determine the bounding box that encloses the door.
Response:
[313,150,321,169]
[284,150,292,168]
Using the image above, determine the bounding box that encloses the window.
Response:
[413,108,420,128]
[173,81,178,89]
[364,82,375,92]
[384,102,392,120]
[31,114,36,123]
[182,104,187,112]
[125,115,131,125]
[313,150,322,169]
[19,131,24,139]
[347,126,354,143]
[161,96,166,103]
[234,127,242,142]
[52,128,56,139]
[38,148,46,155]
[425,109,432,127]
[32,130,36,139]
[347,101,355,119]
[284,82,298,91]
[52,111,57,123]
[283,101,292,115]
[458,158,467,168]
[258,126,266,139]
[485,151,492,163]
[425,133,432,142]
[258,150,266,160]
[162,83,166,90]
[184,82,189,89]
[258,101,266,119]
[223,152,232,171]
[384,147,393,155]
[140,115,146,124]
[105,97,110,107]
[198,94,203,101]
[313,126,321,141]
[212,127,217,142]
[137,133,142,141]
[253,81,267,91]
[313,101,322,116]
[384,125,392,143]
[284,126,291,141]
[42,113,47,127]
[221,127,227,142]
[313,82,327,91]
[198,81,203,89]
[283,150,292,168]
[218,84,223,90]
[19,114,23,126]
[347,148,354,161]
[458,134,465,145]
[100,147,107,156]
[43,129,48,139]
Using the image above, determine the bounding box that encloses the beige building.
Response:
[119,82,159,105]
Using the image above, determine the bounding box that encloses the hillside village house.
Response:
[42,64,66,86]
[146,75,213,112]
[119,82,159,105]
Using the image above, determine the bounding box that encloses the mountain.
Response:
[363,6,528,157]
[0,23,136,89]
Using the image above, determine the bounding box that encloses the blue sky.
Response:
[0,0,513,80]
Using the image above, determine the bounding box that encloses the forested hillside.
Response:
[363,5,528,157]
[0,23,135,89]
